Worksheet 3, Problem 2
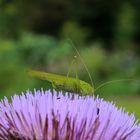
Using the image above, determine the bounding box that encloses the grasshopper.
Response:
[27,69,94,96]
[27,41,95,96]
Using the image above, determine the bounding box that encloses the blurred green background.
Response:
[0,0,140,118]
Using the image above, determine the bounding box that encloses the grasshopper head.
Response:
[80,81,94,96]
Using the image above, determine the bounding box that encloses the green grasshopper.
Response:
[27,41,95,95]
[27,69,94,96]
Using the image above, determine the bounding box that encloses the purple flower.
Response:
[0,89,139,140]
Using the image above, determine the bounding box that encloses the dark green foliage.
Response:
[16,32,72,67]
[0,1,19,38]
[0,0,140,49]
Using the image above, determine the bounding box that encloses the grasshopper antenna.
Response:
[67,55,77,77]
[94,78,140,93]
[67,55,80,94]
[67,39,94,89]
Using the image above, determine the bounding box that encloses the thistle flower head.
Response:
[0,89,139,140]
